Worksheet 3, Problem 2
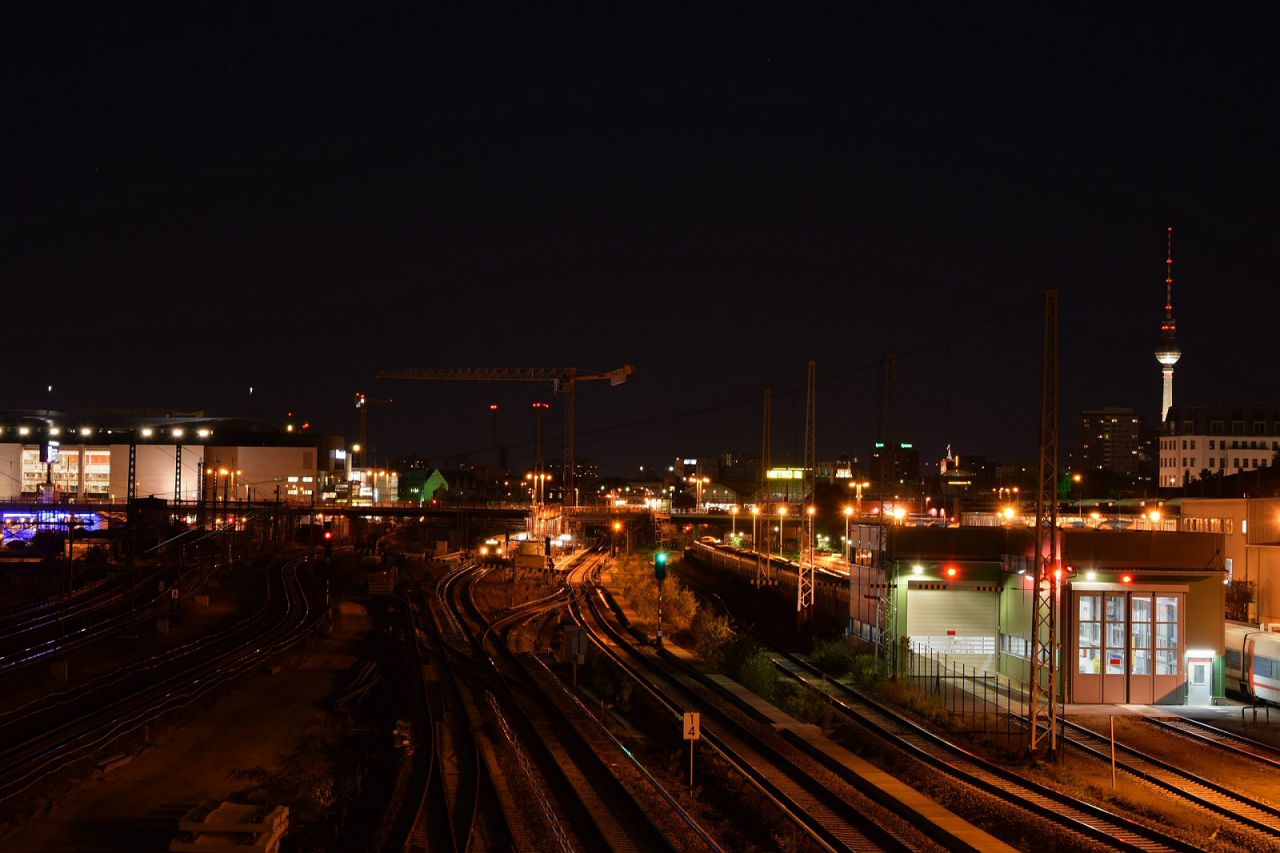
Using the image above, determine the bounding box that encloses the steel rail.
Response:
[572,566,903,853]
[1142,715,1280,771]
[0,557,323,802]
[451,555,676,852]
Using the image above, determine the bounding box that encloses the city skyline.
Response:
[7,7,1279,471]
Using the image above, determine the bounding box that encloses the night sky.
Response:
[8,6,1278,475]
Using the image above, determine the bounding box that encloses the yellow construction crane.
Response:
[354,392,393,469]
[374,366,634,504]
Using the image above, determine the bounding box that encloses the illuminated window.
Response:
[1078,595,1101,674]
[1155,596,1179,675]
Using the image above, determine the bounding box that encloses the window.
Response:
[1209,440,1215,450]
[1131,596,1152,675]
[1155,596,1179,675]
[1255,421,1267,435]
[1210,458,1216,468]
[1190,458,1196,468]
[1078,595,1102,673]
[1210,420,1224,434]
[1227,648,1241,670]
[1233,421,1245,435]
[1184,420,1195,434]
[1258,657,1275,680]
[1181,440,1188,450]
[1106,594,1126,675]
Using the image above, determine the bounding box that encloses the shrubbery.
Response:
[691,611,733,667]
[811,637,857,676]
[614,553,698,632]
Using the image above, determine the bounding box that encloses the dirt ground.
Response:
[0,606,369,853]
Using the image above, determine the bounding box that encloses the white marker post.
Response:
[683,711,701,786]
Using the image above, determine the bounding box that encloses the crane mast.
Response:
[375,365,634,508]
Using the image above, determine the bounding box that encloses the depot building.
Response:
[850,525,1227,705]
[0,411,346,504]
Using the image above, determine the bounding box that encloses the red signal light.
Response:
[323,530,333,540]
[1121,574,1133,584]
[945,566,957,578]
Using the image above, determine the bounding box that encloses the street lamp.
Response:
[730,505,739,541]
[777,505,788,562]
[1072,473,1083,517]
[843,505,854,564]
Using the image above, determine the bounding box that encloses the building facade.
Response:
[1078,407,1143,478]
[847,525,1226,705]
[1158,405,1280,487]
[1181,497,1280,626]
[0,412,343,505]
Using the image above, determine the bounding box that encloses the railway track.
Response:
[0,563,277,737]
[0,556,323,803]
[1143,714,1280,770]
[0,561,219,674]
[1051,715,1280,842]
[396,573,516,853]
[572,562,917,852]
[447,553,679,852]
[674,562,1204,853]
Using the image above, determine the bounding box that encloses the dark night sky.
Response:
[6,5,1278,475]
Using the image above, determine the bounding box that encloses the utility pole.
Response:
[1030,290,1061,758]
[798,361,816,629]
[759,388,772,576]
[878,353,897,673]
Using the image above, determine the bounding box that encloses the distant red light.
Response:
[1121,574,1133,584]
[946,566,957,578]
[323,530,332,540]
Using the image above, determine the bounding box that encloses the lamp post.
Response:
[777,504,788,563]
[730,505,739,542]
[747,504,757,571]
[851,480,871,518]
[843,505,853,564]
[1072,473,1083,518]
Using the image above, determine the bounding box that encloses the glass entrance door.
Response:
[1103,593,1127,703]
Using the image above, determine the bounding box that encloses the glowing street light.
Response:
[777,505,788,562]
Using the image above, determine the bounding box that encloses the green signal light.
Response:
[655,551,668,565]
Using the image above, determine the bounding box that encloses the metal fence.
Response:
[900,645,1030,739]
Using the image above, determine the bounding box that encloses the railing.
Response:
[900,644,1030,737]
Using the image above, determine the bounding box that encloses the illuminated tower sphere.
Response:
[1154,227,1180,422]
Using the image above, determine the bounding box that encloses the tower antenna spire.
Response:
[1155,226,1181,428]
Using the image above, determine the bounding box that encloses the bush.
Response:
[850,654,885,688]
[734,650,777,700]
[691,611,733,666]
[615,554,698,631]
[811,638,856,676]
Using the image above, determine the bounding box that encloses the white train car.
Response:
[1224,621,1280,705]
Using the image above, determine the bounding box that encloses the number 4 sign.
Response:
[683,711,700,787]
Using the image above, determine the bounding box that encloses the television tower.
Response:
[1154,227,1180,423]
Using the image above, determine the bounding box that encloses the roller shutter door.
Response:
[906,587,997,670]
